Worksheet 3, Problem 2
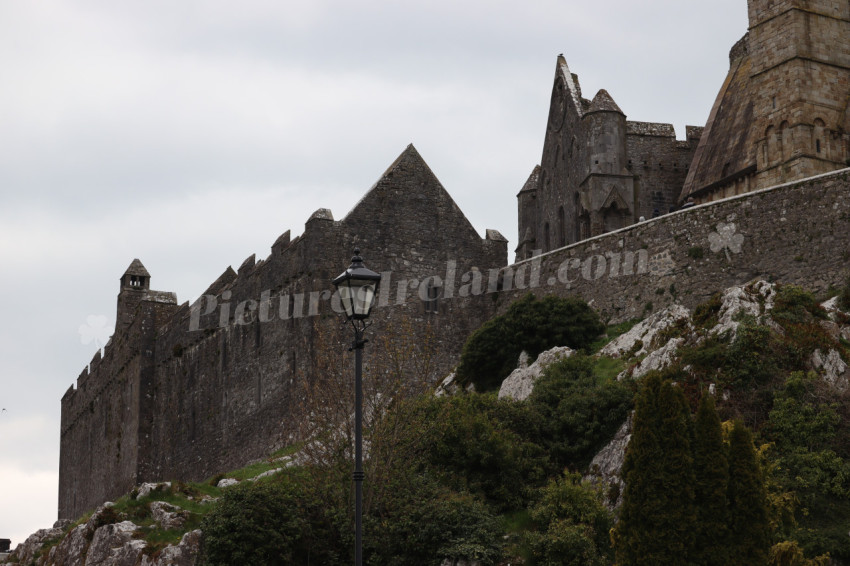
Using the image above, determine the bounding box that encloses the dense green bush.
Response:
[527,354,633,470]
[523,472,613,566]
[367,479,504,566]
[201,477,309,566]
[456,294,604,391]
[410,394,548,510]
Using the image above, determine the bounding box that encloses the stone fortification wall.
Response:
[504,168,850,323]
[59,299,177,520]
[59,145,507,519]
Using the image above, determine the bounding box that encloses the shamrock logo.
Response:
[79,315,112,352]
[709,222,744,261]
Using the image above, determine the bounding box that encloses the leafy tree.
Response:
[692,393,730,566]
[527,354,633,470]
[727,420,771,566]
[456,294,604,391]
[613,371,696,566]
[523,472,613,566]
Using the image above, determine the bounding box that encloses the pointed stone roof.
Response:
[586,89,624,115]
[123,259,150,277]
[518,165,541,195]
[341,143,483,245]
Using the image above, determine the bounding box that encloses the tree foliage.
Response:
[727,420,771,566]
[527,354,633,470]
[456,294,604,391]
[692,393,730,566]
[613,371,696,566]
[523,472,612,566]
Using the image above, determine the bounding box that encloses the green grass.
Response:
[593,356,626,382]
[590,318,641,353]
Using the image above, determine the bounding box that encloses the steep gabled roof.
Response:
[341,143,483,246]
[123,259,150,277]
[518,165,541,196]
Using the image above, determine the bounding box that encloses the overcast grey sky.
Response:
[0,0,748,545]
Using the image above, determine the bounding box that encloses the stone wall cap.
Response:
[308,208,334,222]
[486,229,508,242]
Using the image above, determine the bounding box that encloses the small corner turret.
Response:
[116,259,176,334]
[120,258,150,291]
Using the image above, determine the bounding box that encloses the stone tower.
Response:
[580,90,634,236]
[116,259,151,333]
[681,0,850,202]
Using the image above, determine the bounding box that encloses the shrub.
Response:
[411,394,548,511]
[523,472,613,566]
[201,477,310,565]
[367,480,504,566]
[692,293,722,329]
[456,294,604,391]
[772,285,826,324]
[527,355,633,470]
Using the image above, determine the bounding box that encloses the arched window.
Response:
[779,121,789,162]
[544,222,551,252]
[814,118,826,156]
[558,206,566,247]
[765,125,776,165]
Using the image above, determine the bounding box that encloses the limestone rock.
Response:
[150,501,188,531]
[139,530,202,566]
[498,346,574,401]
[8,525,66,566]
[620,337,685,380]
[811,349,850,393]
[137,482,171,499]
[84,521,143,566]
[216,478,239,488]
[584,415,632,509]
[710,283,769,338]
[45,523,87,565]
[250,468,283,481]
[434,371,459,397]
[600,304,691,358]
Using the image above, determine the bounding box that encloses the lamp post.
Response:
[332,248,381,566]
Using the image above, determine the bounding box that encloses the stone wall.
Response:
[505,168,850,323]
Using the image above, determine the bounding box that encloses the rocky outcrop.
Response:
[620,338,685,380]
[149,502,188,531]
[710,280,775,338]
[6,500,200,566]
[811,349,850,393]
[6,521,68,566]
[498,347,575,401]
[584,415,632,509]
[84,521,144,566]
[139,531,201,566]
[600,305,691,359]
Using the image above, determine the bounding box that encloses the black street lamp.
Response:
[332,248,381,566]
